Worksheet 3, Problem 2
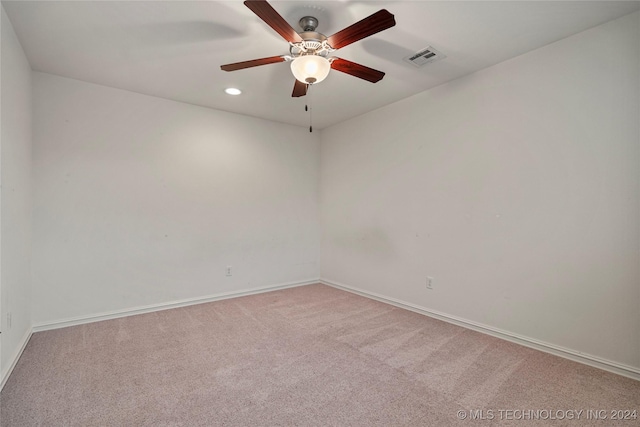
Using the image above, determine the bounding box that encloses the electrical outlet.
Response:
[226,266,232,276]
[426,277,434,290]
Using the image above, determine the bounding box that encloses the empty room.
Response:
[1,0,639,425]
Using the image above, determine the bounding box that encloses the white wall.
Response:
[320,11,640,371]
[32,73,320,324]
[1,5,33,379]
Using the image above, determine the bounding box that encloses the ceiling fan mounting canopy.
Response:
[298,16,319,32]
[220,0,396,97]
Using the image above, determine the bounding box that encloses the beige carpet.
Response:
[1,284,638,426]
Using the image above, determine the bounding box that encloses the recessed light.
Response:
[225,87,242,95]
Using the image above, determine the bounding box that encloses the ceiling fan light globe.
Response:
[291,55,330,85]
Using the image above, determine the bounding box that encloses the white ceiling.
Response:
[4,1,639,129]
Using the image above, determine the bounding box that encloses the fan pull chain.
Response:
[307,84,313,132]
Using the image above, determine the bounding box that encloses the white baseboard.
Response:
[13,277,639,388]
[0,327,33,392]
[33,278,320,333]
[321,278,640,381]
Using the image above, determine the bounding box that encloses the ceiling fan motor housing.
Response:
[290,30,332,58]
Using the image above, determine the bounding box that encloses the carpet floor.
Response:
[1,284,638,426]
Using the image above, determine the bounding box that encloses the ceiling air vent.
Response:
[403,46,445,67]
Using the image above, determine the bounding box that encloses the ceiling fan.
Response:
[221,0,396,98]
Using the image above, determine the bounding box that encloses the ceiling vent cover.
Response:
[403,46,445,67]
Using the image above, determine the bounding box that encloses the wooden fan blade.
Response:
[292,80,308,97]
[221,55,286,72]
[244,0,303,43]
[327,9,395,50]
[330,58,385,83]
